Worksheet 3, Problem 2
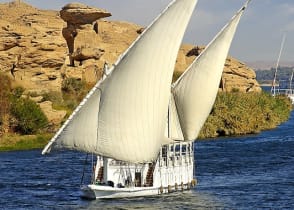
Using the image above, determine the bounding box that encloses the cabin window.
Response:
[162,146,167,158]
[175,144,180,156]
[169,145,174,157]
[182,145,187,156]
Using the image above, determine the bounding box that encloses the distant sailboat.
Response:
[42,0,250,199]
[270,34,294,104]
[271,34,286,96]
[287,69,294,103]
[277,68,294,104]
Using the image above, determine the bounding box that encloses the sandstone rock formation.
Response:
[0,1,261,127]
[60,19,141,85]
[60,2,111,67]
[222,57,260,92]
[0,0,65,93]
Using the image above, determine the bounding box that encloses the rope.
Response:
[80,153,89,185]
[91,153,95,184]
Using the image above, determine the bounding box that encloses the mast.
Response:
[167,98,171,139]
[271,33,286,96]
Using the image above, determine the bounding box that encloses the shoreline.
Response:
[0,133,52,152]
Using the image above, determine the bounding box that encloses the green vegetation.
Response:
[41,77,93,119]
[198,91,292,138]
[0,134,52,152]
[3,85,49,135]
[61,77,92,110]
[0,73,49,143]
[0,73,12,134]
[10,96,48,135]
[0,75,91,152]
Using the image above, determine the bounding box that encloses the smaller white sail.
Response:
[173,0,251,141]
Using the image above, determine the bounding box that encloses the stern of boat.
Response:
[80,185,96,200]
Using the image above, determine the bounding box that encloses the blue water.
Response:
[0,112,294,209]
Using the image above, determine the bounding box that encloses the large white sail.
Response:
[42,0,198,163]
[172,0,250,141]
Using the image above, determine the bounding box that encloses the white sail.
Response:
[172,0,250,141]
[165,94,184,140]
[42,0,198,163]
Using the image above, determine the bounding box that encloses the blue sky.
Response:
[2,0,294,66]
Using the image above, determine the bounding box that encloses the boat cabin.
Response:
[93,141,194,189]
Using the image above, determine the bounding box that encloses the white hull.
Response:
[288,94,294,104]
[81,182,196,199]
[81,185,159,199]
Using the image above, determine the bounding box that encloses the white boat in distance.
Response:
[274,71,294,104]
[287,69,294,104]
[270,34,294,104]
[42,0,251,199]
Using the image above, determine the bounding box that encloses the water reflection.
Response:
[82,191,225,210]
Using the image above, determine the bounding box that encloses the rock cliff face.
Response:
[0,1,65,93]
[0,1,261,125]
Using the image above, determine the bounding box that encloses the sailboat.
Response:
[277,68,294,104]
[270,34,294,104]
[287,69,294,104]
[42,0,250,199]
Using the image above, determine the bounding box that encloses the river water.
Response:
[0,112,293,209]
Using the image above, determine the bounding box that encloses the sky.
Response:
[2,0,294,67]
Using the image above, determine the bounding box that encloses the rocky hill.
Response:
[0,1,261,126]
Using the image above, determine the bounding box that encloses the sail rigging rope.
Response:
[91,153,94,184]
[80,153,89,185]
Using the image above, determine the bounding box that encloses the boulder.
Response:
[60,3,111,66]
[60,3,111,24]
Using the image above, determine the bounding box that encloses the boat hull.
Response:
[81,185,159,199]
[81,182,196,199]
